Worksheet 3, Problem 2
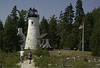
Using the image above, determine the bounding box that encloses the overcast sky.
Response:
[0,0,100,24]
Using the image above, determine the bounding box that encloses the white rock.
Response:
[88,60,91,62]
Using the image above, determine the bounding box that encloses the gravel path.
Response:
[18,60,35,68]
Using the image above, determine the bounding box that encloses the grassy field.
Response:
[33,49,100,68]
[1,49,99,68]
[49,49,91,57]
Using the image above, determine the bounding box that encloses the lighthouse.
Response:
[25,8,40,49]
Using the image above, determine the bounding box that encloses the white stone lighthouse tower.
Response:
[25,8,40,49]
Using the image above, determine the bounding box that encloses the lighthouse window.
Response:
[31,21,33,24]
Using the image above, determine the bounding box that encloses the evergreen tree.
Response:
[69,0,84,50]
[90,8,100,56]
[3,6,22,52]
[10,6,18,27]
[58,4,74,48]
[3,15,21,52]
[49,15,57,47]
[68,3,74,24]
[75,0,84,24]
[83,13,94,51]
[0,20,3,50]
[18,9,27,33]
[59,11,63,21]
[57,21,68,48]
[39,16,49,34]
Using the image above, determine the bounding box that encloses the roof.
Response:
[38,33,51,39]
[28,8,39,17]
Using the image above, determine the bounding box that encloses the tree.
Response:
[39,16,49,34]
[58,4,74,48]
[0,20,3,50]
[18,9,27,34]
[10,6,18,27]
[75,0,84,24]
[64,33,75,49]
[69,0,84,50]
[68,3,74,24]
[89,8,100,56]
[2,6,22,52]
[49,15,58,47]
[83,13,94,51]
[3,15,22,52]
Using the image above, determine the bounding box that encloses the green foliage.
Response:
[34,48,42,57]
[90,8,100,56]
[73,60,86,68]
[34,55,96,68]
[18,9,27,34]
[49,15,58,46]
[57,3,74,48]
[83,13,94,51]
[75,0,84,23]
[0,20,3,30]
[39,16,49,34]
[34,51,100,68]
[34,48,50,57]
[63,3,74,24]
[64,33,75,49]
[2,6,22,52]
[42,49,50,57]
[68,0,84,50]
[0,51,20,68]
[0,20,3,50]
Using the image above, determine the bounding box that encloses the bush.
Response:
[34,48,50,57]
[0,51,20,68]
[73,60,87,68]
[34,48,42,57]
[42,49,50,57]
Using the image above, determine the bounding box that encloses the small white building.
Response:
[38,33,51,49]
[17,28,26,50]
[25,8,40,49]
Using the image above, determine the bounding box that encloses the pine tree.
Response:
[90,8,100,56]
[0,20,3,50]
[39,16,49,34]
[49,15,57,46]
[68,3,74,24]
[58,4,74,48]
[18,9,27,33]
[83,13,94,51]
[75,0,84,24]
[3,6,22,52]
[69,0,84,50]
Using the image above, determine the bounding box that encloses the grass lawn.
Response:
[49,49,92,57]
[33,49,100,68]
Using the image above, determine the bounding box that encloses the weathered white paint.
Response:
[42,39,51,48]
[25,17,40,49]
[17,28,26,50]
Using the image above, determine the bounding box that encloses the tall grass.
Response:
[33,49,100,68]
[0,51,20,68]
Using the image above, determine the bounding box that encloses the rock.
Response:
[96,64,100,66]
[88,60,91,62]
[48,64,52,66]
[98,60,100,62]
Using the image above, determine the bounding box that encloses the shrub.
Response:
[0,51,20,68]
[84,58,88,62]
[73,60,87,68]
[34,48,42,57]
[42,49,50,57]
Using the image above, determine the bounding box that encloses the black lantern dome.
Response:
[28,8,39,17]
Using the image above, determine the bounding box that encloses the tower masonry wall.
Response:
[25,17,40,49]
